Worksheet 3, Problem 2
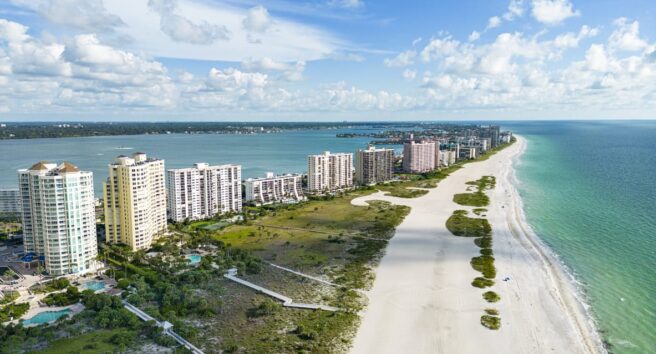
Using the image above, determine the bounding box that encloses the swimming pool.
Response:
[21,309,71,325]
[187,254,202,265]
[85,280,105,291]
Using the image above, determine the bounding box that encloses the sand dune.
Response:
[349,137,605,354]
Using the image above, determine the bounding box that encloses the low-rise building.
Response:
[355,146,394,185]
[167,163,242,222]
[244,172,304,205]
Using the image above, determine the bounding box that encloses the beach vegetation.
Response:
[474,237,492,248]
[471,255,496,279]
[483,291,501,303]
[479,248,493,256]
[480,315,501,330]
[484,308,499,316]
[453,192,489,207]
[446,211,492,237]
[0,291,19,305]
[472,277,494,288]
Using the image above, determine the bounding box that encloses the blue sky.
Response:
[0,0,655,121]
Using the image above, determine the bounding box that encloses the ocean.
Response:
[0,121,654,352]
[506,121,656,354]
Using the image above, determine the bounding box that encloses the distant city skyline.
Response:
[0,0,655,121]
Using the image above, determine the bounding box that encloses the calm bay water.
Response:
[506,121,656,354]
[0,129,377,194]
[0,121,654,352]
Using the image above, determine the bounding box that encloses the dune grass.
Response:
[484,308,499,316]
[471,255,496,279]
[483,291,501,303]
[481,315,501,330]
[445,210,492,238]
[471,277,495,288]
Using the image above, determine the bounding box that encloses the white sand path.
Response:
[349,137,604,354]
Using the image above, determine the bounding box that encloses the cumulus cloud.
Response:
[241,57,306,81]
[384,50,416,67]
[531,0,580,25]
[148,0,230,44]
[504,0,525,21]
[468,31,481,42]
[242,5,272,33]
[609,18,648,52]
[9,0,124,32]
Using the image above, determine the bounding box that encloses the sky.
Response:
[0,0,655,121]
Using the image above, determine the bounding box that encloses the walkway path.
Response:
[266,262,338,287]
[122,300,204,354]
[223,269,339,312]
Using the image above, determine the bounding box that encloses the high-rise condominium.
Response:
[355,146,395,185]
[402,141,436,173]
[104,153,166,251]
[307,151,353,193]
[0,188,21,214]
[167,163,242,222]
[18,162,97,275]
[244,172,304,205]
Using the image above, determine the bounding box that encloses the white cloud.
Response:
[553,25,598,48]
[402,69,416,80]
[486,16,502,30]
[468,31,481,42]
[585,44,608,72]
[100,0,347,62]
[384,50,416,67]
[504,0,524,21]
[242,5,272,33]
[148,0,229,44]
[9,0,124,32]
[609,18,648,52]
[531,0,580,25]
[412,37,422,47]
[241,57,306,81]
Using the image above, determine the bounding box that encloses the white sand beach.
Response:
[349,137,605,354]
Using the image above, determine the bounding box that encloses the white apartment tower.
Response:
[355,146,395,185]
[18,162,97,275]
[307,151,353,193]
[104,153,167,251]
[167,163,242,222]
[0,189,21,214]
[402,141,436,173]
[244,173,304,205]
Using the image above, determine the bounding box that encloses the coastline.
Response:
[348,136,605,354]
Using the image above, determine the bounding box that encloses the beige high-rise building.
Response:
[166,163,242,222]
[103,153,167,251]
[18,162,97,275]
[402,141,436,173]
[355,146,394,185]
[307,151,353,193]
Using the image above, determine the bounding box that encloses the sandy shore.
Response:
[349,137,605,354]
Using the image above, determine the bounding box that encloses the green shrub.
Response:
[484,308,499,315]
[474,237,492,248]
[479,248,493,256]
[471,277,494,288]
[483,291,500,303]
[481,315,501,329]
[446,211,491,238]
[471,255,496,279]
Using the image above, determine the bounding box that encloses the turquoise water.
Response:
[85,280,105,291]
[187,254,202,265]
[21,309,71,325]
[507,121,656,354]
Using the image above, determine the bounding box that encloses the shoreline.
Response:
[349,136,605,354]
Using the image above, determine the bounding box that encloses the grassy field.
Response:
[30,329,130,354]
[135,189,411,353]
